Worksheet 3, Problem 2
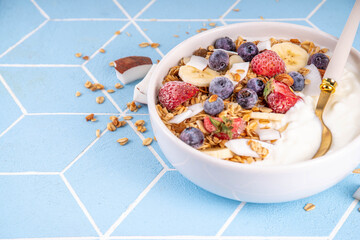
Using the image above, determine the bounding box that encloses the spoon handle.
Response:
[323,0,360,81]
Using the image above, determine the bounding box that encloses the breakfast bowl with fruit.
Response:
[147,22,360,203]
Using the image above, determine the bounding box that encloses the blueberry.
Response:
[179,127,204,149]
[209,50,229,71]
[246,78,265,96]
[204,96,224,116]
[289,71,305,91]
[209,77,234,99]
[236,88,258,109]
[237,42,259,62]
[214,37,236,51]
[308,53,329,70]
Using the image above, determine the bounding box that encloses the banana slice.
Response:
[178,65,220,87]
[271,42,309,72]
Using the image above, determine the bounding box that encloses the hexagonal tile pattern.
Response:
[0,75,22,134]
[334,200,360,240]
[112,171,239,236]
[0,115,108,172]
[0,175,97,238]
[0,67,118,113]
[64,121,163,233]
[35,0,127,19]
[224,0,322,19]
[223,174,360,236]
[0,21,126,64]
[0,0,45,55]
[137,0,235,19]
[118,0,151,17]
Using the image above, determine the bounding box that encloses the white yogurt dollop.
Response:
[255,68,360,165]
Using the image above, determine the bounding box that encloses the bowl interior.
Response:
[147,22,360,170]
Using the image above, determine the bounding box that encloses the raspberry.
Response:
[158,81,199,110]
[251,50,285,77]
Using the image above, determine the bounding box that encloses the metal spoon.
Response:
[313,0,360,158]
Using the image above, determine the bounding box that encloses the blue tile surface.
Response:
[0,175,97,238]
[0,0,359,239]
[0,0,45,55]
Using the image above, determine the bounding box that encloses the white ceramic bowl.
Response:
[147,22,360,203]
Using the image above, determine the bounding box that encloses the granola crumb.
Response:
[173,34,179,38]
[96,96,105,104]
[233,8,239,12]
[125,32,131,37]
[75,53,82,58]
[82,56,89,60]
[139,42,150,48]
[127,101,139,112]
[260,16,264,20]
[109,62,115,67]
[248,140,269,158]
[115,83,123,89]
[304,203,315,212]
[135,120,145,126]
[117,138,129,145]
[107,122,116,131]
[150,18,157,21]
[115,30,121,35]
[143,28,148,31]
[96,129,100,138]
[151,43,160,48]
[107,89,115,93]
[123,116,133,120]
[75,91,81,97]
[85,113,94,121]
[143,138,153,146]
[352,168,360,174]
[154,136,157,141]
[209,22,216,27]
[99,48,105,53]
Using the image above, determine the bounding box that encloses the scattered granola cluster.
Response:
[156,35,330,164]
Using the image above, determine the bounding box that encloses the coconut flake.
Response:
[186,55,208,71]
[353,187,360,200]
[257,40,271,52]
[133,64,157,104]
[168,103,204,124]
[230,62,249,81]
[225,139,273,158]
[302,64,322,96]
[256,129,281,141]
[214,48,238,55]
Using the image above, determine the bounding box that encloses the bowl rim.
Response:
[147,21,360,172]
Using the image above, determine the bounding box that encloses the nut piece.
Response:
[96,129,100,138]
[135,120,145,126]
[85,113,94,121]
[107,122,116,131]
[209,95,218,103]
[107,89,115,93]
[99,48,105,53]
[75,53,82,57]
[85,81,93,89]
[75,91,81,97]
[117,138,129,145]
[275,73,294,87]
[304,203,315,212]
[96,96,105,104]
[115,83,123,89]
[123,116,133,120]
[143,137,153,146]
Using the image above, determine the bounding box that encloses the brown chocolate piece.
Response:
[114,56,152,74]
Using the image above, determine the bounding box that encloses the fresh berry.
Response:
[209,76,234,99]
[308,53,329,70]
[288,71,305,91]
[214,37,236,51]
[263,79,300,113]
[204,95,224,116]
[179,127,204,149]
[237,42,259,62]
[203,116,245,140]
[158,81,199,110]
[236,88,258,109]
[251,50,285,77]
[209,50,229,71]
[246,78,265,96]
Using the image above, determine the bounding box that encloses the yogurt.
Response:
[256,68,360,165]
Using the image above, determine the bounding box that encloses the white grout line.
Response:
[84,21,132,65]
[51,18,128,21]
[30,0,50,19]
[112,0,165,58]
[0,74,27,114]
[328,197,359,239]
[0,171,59,176]
[81,65,123,113]
[216,201,246,236]
[135,18,221,22]
[104,168,167,237]
[0,19,49,58]
[133,0,156,20]
[224,18,306,22]
[220,19,227,26]
[0,237,99,240]
[60,173,103,236]
[305,19,320,30]
[220,0,241,19]
[306,0,326,20]
[61,128,109,174]
[108,236,329,240]
[26,112,121,116]
[0,64,81,67]
[0,114,24,138]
